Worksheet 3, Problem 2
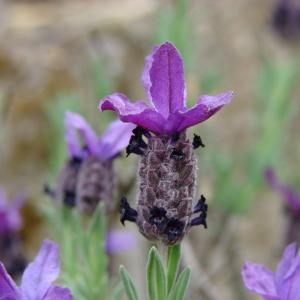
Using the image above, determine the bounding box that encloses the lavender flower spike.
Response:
[0,239,73,300]
[99,42,231,245]
[0,188,24,235]
[99,42,233,136]
[265,167,300,244]
[242,243,300,300]
[54,112,134,213]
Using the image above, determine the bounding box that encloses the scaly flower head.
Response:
[0,189,23,235]
[242,243,300,300]
[0,239,73,300]
[99,42,233,136]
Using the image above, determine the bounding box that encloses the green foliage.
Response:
[120,244,191,300]
[207,59,299,213]
[45,202,121,300]
[154,0,193,72]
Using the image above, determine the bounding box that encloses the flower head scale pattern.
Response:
[242,243,300,300]
[99,42,233,136]
[0,239,73,300]
[0,189,24,235]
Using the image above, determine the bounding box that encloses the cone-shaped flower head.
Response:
[0,189,23,235]
[54,112,134,213]
[99,42,233,245]
[242,243,300,300]
[265,167,300,244]
[0,239,73,300]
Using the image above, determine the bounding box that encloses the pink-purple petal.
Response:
[65,112,99,157]
[142,42,186,118]
[176,91,233,132]
[0,263,20,300]
[99,93,166,134]
[241,263,279,300]
[106,230,136,255]
[21,240,60,300]
[265,168,300,214]
[43,286,73,300]
[98,120,135,160]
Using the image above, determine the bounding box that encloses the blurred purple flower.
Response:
[0,189,24,235]
[0,239,73,300]
[99,42,233,136]
[65,111,135,160]
[242,243,300,300]
[106,230,136,255]
[265,167,300,214]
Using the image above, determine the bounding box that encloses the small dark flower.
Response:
[99,42,232,245]
[272,0,300,38]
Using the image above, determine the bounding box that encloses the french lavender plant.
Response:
[0,188,26,277]
[99,42,233,245]
[265,168,300,244]
[0,239,73,300]
[49,111,134,214]
[242,243,300,300]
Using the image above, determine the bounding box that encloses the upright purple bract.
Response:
[99,42,233,245]
[242,243,300,300]
[100,42,233,136]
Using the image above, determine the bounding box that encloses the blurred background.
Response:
[0,0,300,299]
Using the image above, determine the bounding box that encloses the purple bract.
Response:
[99,42,233,136]
[265,168,300,214]
[242,243,300,300]
[65,111,135,160]
[0,189,24,235]
[0,239,73,300]
[105,230,136,255]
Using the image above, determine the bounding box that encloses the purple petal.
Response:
[98,120,135,160]
[142,42,186,118]
[21,240,60,300]
[106,230,136,255]
[241,263,279,300]
[43,286,73,300]
[99,93,166,134]
[65,112,99,157]
[276,243,300,300]
[0,263,20,300]
[265,167,300,214]
[175,91,233,132]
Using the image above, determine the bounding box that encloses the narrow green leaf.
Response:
[119,265,139,300]
[169,267,191,300]
[167,245,181,295]
[147,247,167,300]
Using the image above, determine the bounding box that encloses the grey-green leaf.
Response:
[167,245,181,295]
[169,267,191,300]
[147,247,167,300]
[119,265,140,300]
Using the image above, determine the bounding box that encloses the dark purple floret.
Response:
[192,134,205,149]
